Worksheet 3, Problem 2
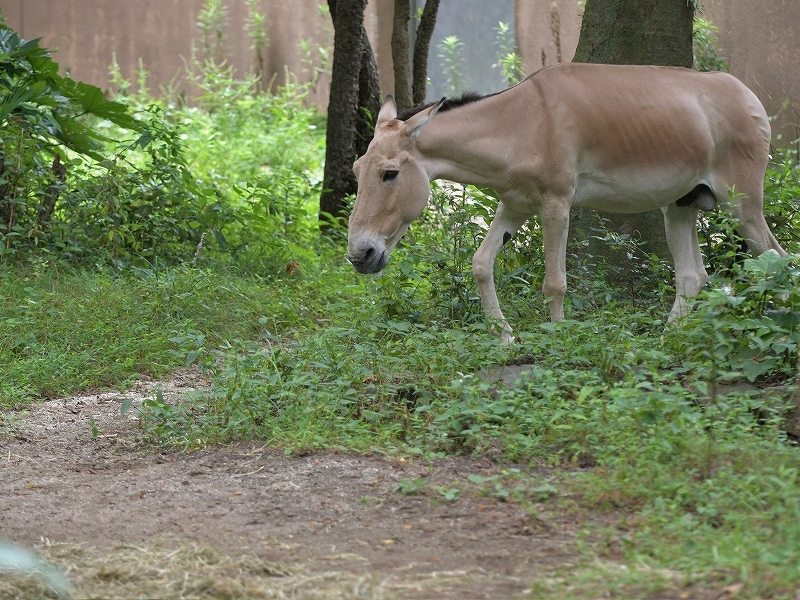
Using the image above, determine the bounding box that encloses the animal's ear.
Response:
[403,97,445,140]
[377,95,398,126]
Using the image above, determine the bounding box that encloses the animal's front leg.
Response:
[472,203,529,343]
[540,198,570,322]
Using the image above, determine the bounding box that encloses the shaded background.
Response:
[5,0,798,142]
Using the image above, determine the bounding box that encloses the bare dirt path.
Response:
[0,374,713,599]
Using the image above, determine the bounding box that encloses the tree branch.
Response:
[391,0,413,110]
[412,0,440,106]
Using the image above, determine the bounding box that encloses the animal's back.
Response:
[516,64,770,212]
[526,64,768,169]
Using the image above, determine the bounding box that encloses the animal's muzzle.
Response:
[347,241,388,274]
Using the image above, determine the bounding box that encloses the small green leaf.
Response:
[467,474,494,484]
[394,477,428,495]
[433,485,461,502]
[120,398,132,417]
[186,350,200,366]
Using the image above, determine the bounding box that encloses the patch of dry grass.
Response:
[0,537,384,600]
[0,537,520,600]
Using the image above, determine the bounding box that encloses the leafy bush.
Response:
[170,62,325,268]
[0,17,218,265]
[764,145,800,250]
[693,17,728,72]
[493,21,525,86]
[0,14,325,269]
[667,250,800,383]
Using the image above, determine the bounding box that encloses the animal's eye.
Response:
[383,170,399,182]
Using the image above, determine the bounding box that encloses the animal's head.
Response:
[347,96,444,274]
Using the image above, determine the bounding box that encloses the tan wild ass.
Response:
[347,63,787,343]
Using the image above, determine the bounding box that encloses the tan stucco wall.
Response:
[515,0,583,70]
[512,0,799,144]
[4,0,333,108]
[701,0,799,142]
[4,0,798,141]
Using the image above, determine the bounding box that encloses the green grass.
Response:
[0,258,352,404]
[2,33,799,596]
[3,223,798,597]
[118,255,797,597]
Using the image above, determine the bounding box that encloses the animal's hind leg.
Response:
[727,183,787,258]
[662,203,708,321]
[473,202,530,343]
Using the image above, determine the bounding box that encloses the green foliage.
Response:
[764,145,800,250]
[245,0,270,80]
[0,16,191,262]
[196,0,229,64]
[172,62,325,270]
[437,35,466,97]
[0,19,215,265]
[693,17,728,72]
[0,17,139,156]
[0,15,325,269]
[468,469,557,503]
[0,263,310,404]
[493,21,525,86]
[395,477,428,495]
[373,183,552,330]
[668,250,800,383]
[299,4,333,91]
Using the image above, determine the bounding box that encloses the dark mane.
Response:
[397,91,499,121]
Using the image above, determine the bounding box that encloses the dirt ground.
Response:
[0,373,726,599]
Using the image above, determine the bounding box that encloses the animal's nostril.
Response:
[363,246,375,261]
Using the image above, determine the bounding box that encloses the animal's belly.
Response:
[572,170,702,214]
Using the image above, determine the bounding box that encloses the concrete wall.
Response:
[365,0,516,100]
[422,0,515,98]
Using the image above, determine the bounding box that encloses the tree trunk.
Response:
[356,37,382,159]
[391,0,413,111]
[574,0,693,67]
[0,154,10,231]
[393,0,441,109]
[320,0,380,224]
[412,0,440,106]
[571,0,694,277]
[37,153,66,227]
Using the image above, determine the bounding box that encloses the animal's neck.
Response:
[415,89,530,192]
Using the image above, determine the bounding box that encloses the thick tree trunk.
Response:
[320,0,380,224]
[574,0,693,66]
[571,0,694,275]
